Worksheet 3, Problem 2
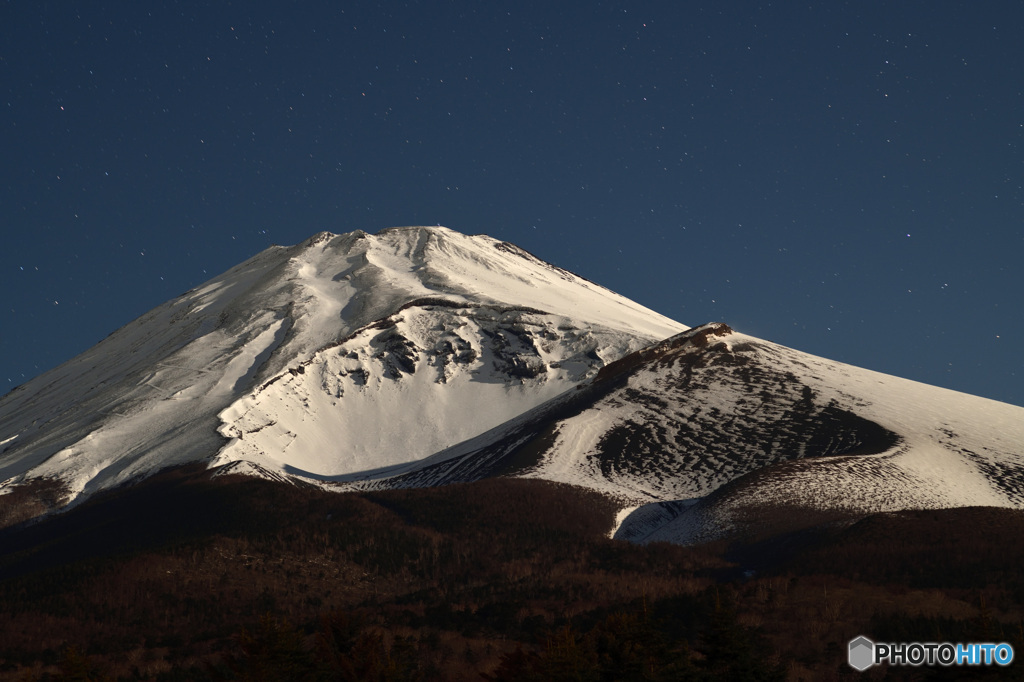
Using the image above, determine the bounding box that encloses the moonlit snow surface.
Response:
[0,227,684,508]
[334,323,1024,544]
[2,226,1022,547]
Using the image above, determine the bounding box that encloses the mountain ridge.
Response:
[325,320,1023,545]
[0,226,685,522]
[2,225,1022,548]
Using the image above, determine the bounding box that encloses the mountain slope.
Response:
[3,226,1021,547]
[345,323,1024,543]
[0,227,685,521]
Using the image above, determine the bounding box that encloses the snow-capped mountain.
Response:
[2,226,1022,546]
[0,226,684,523]
[340,322,1024,544]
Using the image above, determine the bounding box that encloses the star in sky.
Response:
[1,1,1022,406]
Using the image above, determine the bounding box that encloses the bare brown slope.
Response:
[2,465,1024,680]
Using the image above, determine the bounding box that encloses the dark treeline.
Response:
[0,467,1022,680]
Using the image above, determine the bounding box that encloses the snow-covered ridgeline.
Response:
[604,332,1024,544]
[0,226,685,512]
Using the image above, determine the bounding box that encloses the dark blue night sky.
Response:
[2,2,1022,406]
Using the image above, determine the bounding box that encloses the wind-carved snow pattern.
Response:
[607,331,1024,545]
[339,323,1024,545]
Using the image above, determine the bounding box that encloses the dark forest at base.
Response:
[1,468,1022,681]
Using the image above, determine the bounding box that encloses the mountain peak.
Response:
[301,230,340,247]
[595,322,734,384]
[0,227,686,520]
[8,226,1019,543]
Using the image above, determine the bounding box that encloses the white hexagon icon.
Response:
[848,636,874,671]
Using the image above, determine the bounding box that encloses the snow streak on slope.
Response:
[0,247,296,509]
[0,227,685,516]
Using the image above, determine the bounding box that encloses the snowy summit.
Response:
[0,226,683,518]
[1,226,1022,546]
